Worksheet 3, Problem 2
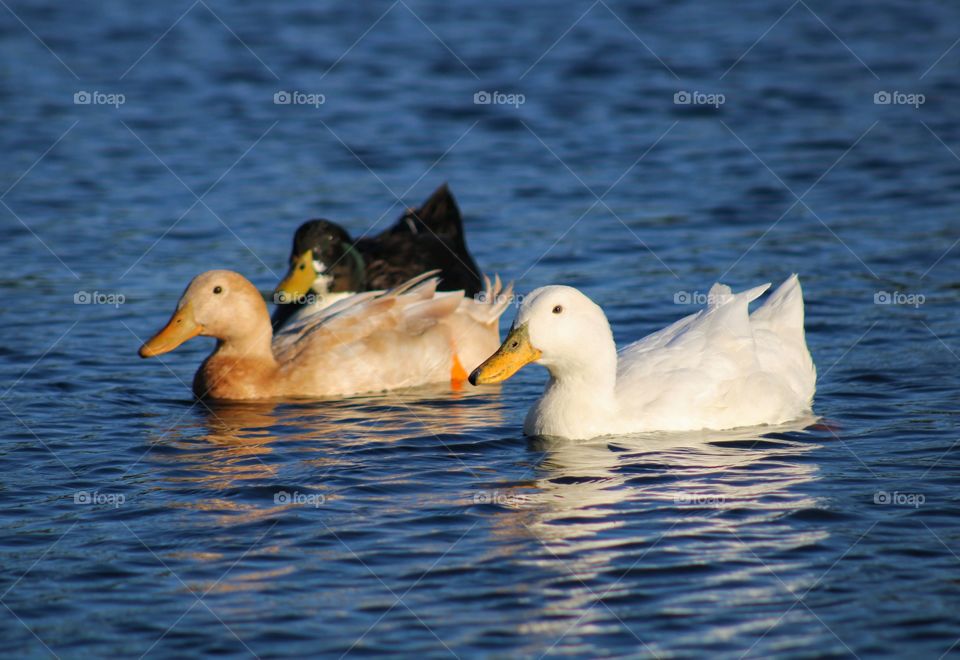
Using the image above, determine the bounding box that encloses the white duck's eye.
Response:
[213,286,223,294]
[553,305,563,314]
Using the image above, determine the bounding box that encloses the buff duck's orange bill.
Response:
[139,302,204,358]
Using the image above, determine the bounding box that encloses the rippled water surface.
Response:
[3,1,960,657]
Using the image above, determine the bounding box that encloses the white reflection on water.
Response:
[484,417,830,649]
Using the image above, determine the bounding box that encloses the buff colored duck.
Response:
[140,270,511,400]
[470,275,816,440]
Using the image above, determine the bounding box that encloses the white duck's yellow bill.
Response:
[274,249,316,303]
[139,302,204,358]
[469,323,541,385]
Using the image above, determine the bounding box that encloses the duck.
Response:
[271,183,483,330]
[139,269,512,401]
[469,275,816,440]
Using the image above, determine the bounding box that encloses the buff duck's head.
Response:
[139,270,271,358]
[273,219,366,304]
[469,286,613,385]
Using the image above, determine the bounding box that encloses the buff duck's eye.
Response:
[553,305,563,314]
[298,263,306,271]
[213,286,223,294]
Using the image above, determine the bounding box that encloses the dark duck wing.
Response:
[271,185,484,330]
[387,183,464,240]
[364,184,483,294]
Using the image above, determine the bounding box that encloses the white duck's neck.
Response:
[526,338,620,439]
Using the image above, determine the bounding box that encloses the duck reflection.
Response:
[147,383,507,490]
[482,417,825,576]
[142,385,507,562]
[475,418,829,644]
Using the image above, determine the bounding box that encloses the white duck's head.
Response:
[469,285,616,385]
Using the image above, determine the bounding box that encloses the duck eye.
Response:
[213,286,223,294]
[553,305,563,314]
[298,263,305,271]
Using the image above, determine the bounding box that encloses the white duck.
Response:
[469,275,816,440]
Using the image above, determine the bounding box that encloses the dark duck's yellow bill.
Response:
[274,249,317,303]
[469,323,541,385]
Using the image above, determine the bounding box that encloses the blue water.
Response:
[3,0,960,657]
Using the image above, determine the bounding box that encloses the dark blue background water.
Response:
[2,0,960,657]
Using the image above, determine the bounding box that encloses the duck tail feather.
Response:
[706,281,769,309]
[488,278,514,325]
[741,282,772,304]
[751,274,806,342]
[406,184,464,238]
[462,274,513,326]
[387,270,442,297]
[399,291,462,334]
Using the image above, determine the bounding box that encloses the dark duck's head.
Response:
[273,219,367,305]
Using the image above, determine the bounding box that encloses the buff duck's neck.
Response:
[212,318,275,359]
[192,316,280,399]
